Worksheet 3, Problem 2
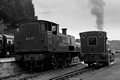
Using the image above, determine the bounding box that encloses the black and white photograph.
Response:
[0,0,120,80]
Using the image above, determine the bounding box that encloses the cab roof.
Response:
[80,31,107,34]
[19,20,59,26]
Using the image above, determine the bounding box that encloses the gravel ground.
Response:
[115,53,120,58]
[82,58,120,80]
[0,58,23,78]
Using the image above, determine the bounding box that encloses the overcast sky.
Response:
[32,0,120,40]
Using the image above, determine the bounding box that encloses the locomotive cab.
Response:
[15,20,59,53]
[41,21,59,35]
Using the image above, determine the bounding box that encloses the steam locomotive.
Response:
[79,31,115,66]
[0,34,14,57]
[14,20,80,69]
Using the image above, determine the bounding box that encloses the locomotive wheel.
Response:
[25,61,29,67]
[30,61,34,69]
[87,63,92,67]
[66,59,71,66]
[66,54,72,66]
[34,61,44,70]
[107,56,111,65]
[104,56,111,66]
[24,61,34,70]
[85,61,93,67]
[51,58,59,69]
[40,61,44,70]
[61,60,67,68]
[112,55,115,61]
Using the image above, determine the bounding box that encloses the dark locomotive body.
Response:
[15,20,80,69]
[79,31,115,66]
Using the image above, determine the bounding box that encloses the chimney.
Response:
[62,28,67,35]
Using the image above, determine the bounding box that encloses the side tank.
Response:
[52,28,75,52]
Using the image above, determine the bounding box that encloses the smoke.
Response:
[90,0,106,30]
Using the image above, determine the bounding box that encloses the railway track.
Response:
[49,66,99,80]
[0,67,70,80]
[15,66,100,80]
[0,62,81,80]
[0,61,104,80]
[1,58,117,80]
[0,54,118,80]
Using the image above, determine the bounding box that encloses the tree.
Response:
[0,20,7,33]
[0,0,36,29]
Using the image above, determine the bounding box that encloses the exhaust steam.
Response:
[90,0,106,30]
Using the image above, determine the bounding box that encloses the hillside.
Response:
[108,40,120,50]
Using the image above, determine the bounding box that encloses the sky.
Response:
[32,0,120,40]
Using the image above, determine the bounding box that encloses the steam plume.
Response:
[90,0,105,30]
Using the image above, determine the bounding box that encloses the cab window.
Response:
[88,37,97,46]
[41,23,45,31]
[52,23,57,34]
[52,25,56,32]
[41,22,52,31]
[8,41,11,44]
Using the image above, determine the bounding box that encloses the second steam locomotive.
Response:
[79,31,115,66]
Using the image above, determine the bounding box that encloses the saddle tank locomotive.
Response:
[79,31,115,66]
